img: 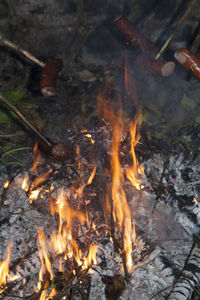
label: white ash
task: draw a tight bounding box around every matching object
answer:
[0,154,199,300]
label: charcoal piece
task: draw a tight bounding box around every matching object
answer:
[102,275,126,300]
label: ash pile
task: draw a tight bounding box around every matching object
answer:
[0,106,200,300]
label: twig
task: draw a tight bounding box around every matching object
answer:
[0,92,52,148]
[155,0,198,60]
[0,34,45,68]
[149,283,174,299]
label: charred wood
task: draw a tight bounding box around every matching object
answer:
[167,241,200,300]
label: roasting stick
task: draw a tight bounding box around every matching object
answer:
[0,34,45,68]
[155,0,198,60]
[0,92,52,148]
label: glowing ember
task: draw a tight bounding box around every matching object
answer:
[29,188,41,203]
[193,197,198,203]
[3,181,9,189]
[22,176,29,192]
[84,133,95,144]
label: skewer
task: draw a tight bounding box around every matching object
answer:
[0,34,45,68]
[155,0,198,60]
[0,92,68,161]
[0,92,52,148]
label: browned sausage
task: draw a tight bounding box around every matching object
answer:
[134,55,175,77]
[174,48,200,81]
[40,56,63,96]
[113,16,156,54]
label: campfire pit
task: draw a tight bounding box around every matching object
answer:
[1,99,200,300]
[1,1,200,299]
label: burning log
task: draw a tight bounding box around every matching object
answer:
[40,56,63,96]
[134,55,175,77]
[113,16,156,54]
[167,241,200,300]
[174,48,200,81]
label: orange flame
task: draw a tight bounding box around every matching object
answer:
[30,168,52,191]
[29,188,42,203]
[37,227,53,291]
[3,181,9,189]
[125,110,144,190]
[98,90,141,272]
[22,176,29,192]
[110,117,134,271]
[82,244,98,270]
[31,141,41,171]
[75,165,96,198]
[49,189,87,267]
[0,242,19,293]
[36,186,98,292]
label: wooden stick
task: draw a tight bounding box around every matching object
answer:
[0,92,52,148]
[155,0,198,60]
[0,34,45,68]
